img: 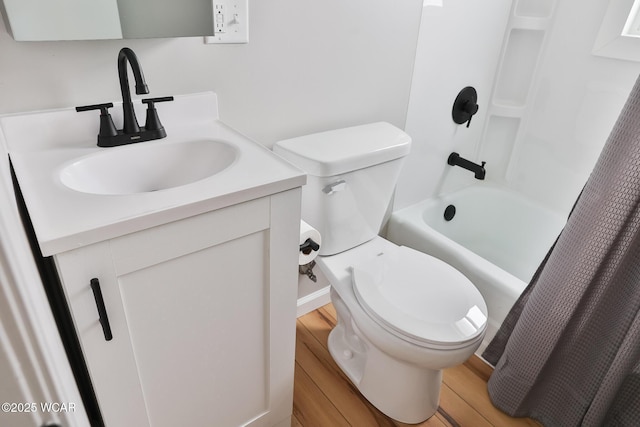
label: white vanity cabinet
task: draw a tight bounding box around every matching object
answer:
[53,190,301,427]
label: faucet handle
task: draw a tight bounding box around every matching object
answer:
[75,103,118,140]
[141,96,174,105]
[141,96,174,131]
[76,102,114,113]
[452,86,479,128]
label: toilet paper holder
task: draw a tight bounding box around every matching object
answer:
[300,238,320,255]
[299,260,317,282]
[299,238,320,282]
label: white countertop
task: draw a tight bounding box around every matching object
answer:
[3,92,306,256]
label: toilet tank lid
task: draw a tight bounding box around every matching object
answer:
[273,122,411,177]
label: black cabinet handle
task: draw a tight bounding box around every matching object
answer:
[90,278,113,341]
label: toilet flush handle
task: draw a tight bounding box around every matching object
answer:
[322,179,346,195]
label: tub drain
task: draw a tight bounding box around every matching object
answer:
[444,204,456,221]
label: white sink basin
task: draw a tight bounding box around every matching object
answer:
[5,92,306,255]
[59,139,238,195]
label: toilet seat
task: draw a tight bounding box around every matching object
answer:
[352,246,487,348]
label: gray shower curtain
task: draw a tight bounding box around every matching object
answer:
[482,74,640,427]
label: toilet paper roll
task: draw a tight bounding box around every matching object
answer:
[299,220,321,265]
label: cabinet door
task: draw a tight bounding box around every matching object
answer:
[118,230,270,426]
[55,191,300,427]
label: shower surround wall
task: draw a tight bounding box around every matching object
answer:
[397,0,640,217]
[504,0,640,214]
[395,0,512,210]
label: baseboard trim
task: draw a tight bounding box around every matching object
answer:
[464,354,494,382]
[296,286,331,318]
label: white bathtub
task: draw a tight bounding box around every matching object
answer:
[386,185,566,352]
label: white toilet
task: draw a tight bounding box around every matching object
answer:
[274,122,487,424]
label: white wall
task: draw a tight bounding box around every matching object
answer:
[0,0,423,147]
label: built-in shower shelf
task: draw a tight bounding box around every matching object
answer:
[493,28,545,107]
[479,0,558,183]
[515,0,555,19]
[490,103,526,118]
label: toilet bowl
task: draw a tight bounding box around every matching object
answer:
[317,236,486,423]
[273,122,487,423]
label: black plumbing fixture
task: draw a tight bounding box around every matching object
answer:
[444,204,456,221]
[452,86,479,128]
[118,47,148,135]
[76,47,174,147]
[299,238,320,255]
[447,152,486,180]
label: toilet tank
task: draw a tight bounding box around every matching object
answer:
[273,122,411,255]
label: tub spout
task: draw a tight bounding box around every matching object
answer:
[447,152,486,180]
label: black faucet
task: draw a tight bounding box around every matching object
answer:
[118,47,148,135]
[447,152,486,180]
[76,47,173,147]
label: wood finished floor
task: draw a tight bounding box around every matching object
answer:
[293,303,540,427]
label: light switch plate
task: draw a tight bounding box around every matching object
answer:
[204,0,249,44]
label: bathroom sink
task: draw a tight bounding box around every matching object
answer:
[59,139,238,195]
[5,92,306,255]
